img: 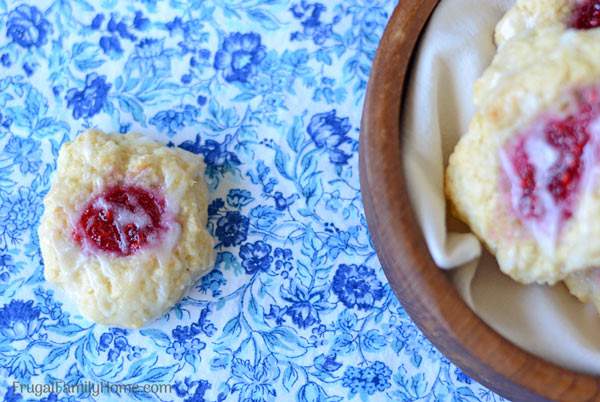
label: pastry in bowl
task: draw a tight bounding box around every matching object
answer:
[496,0,600,46]
[564,269,600,313]
[496,0,600,311]
[446,29,600,285]
[39,130,214,328]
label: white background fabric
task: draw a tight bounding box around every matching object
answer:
[403,0,600,374]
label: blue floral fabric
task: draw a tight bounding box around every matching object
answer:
[0,1,508,401]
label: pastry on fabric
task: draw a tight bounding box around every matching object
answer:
[39,130,214,328]
[446,29,600,285]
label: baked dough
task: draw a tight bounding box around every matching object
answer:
[488,0,600,307]
[495,0,600,46]
[494,0,571,46]
[497,0,600,309]
[39,130,214,328]
[563,269,600,312]
[446,29,600,285]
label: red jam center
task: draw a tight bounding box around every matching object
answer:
[501,87,600,240]
[74,185,166,256]
[569,0,600,29]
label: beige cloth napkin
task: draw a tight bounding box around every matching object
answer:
[402,0,600,374]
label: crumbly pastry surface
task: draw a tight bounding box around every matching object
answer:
[497,0,600,308]
[39,130,214,328]
[564,268,600,311]
[494,0,600,46]
[446,28,600,285]
[494,0,571,45]
[485,0,600,306]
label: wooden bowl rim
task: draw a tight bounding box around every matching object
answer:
[359,1,600,401]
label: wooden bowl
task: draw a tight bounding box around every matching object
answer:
[359,1,600,401]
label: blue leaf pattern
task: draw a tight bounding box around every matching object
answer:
[0,1,508,401]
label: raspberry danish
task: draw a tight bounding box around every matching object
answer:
[39,130,214,328]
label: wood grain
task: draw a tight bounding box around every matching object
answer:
[359,1,600,401]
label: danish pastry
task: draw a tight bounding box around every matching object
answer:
[39,130,214,328]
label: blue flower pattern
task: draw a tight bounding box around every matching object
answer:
[332,264,385,310]
[0,1,506,401]
[6,5,51,49]
[66,73,111,119]
[214,33,266,84]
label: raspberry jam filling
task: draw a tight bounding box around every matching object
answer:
[500,87,600,245]
[569,0,600,29]
[74,185,166,256]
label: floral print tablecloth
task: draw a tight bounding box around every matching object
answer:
[0,1,508,401]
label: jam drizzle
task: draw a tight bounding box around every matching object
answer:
[74,185,166,256]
